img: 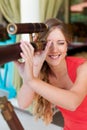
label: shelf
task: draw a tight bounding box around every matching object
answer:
[68,44,87,55]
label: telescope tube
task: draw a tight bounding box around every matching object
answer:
[7,23,48,34]
[0,40,46,65]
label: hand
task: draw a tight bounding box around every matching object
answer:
[14,40,34,83]
[33,42,51,77]
[14,40,51,83]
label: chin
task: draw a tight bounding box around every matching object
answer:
[48,61,60,67]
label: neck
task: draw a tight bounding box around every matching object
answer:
[49,59,67,78]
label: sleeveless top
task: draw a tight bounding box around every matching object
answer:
[57,56,87,130]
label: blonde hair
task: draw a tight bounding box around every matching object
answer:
[32,18,72,124]
[33,62,54,124]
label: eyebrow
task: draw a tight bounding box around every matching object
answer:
[47,39,65,41]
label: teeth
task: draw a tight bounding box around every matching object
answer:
[50,55,60,59]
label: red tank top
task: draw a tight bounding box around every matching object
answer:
[57,56,87,130]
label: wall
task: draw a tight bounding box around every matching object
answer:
[20,0,40,40]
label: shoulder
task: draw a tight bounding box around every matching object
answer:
[66,56,87,80]
[75,61,87,89]
[77,61,87,74]
[66,56,87,67]
[67,56,87,74]
[66,56,87,63]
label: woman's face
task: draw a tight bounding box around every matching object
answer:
[45,28,67,67]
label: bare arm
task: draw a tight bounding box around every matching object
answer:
[17,83,35,109]
[16,40,51,109]
[26,62,87,111]
[17,41,87,111]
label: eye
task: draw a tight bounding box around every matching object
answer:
[57,41,65,45]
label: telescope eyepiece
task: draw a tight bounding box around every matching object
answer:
[7,23,17,34]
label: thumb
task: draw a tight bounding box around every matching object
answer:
[44,41,51,54]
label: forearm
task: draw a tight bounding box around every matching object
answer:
[17,83,35,109]
[27,78,82,111]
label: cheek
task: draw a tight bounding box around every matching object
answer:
[60,45,67,53]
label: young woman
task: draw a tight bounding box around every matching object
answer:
[15,18,87,130]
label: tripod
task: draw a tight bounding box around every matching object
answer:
[0,96,24,130]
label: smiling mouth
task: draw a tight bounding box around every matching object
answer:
[49,54,61,59]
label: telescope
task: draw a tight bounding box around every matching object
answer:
[0,41,46,65]
[0,22,48,65]
[7,23,48,34]
[0,25,10,41]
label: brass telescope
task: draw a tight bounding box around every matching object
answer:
[7,23,48,34]
[0,41,46,65]
[0,23,48,65]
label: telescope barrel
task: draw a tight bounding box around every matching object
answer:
[0,22,47,65]
[7,23,48,34]
[0,41,46,65]
[0,43,21,65]
[0,26,10,40]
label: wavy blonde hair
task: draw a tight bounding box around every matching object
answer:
[33,62,54,124]
[32,18,72,124]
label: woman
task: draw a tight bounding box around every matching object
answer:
[15,18,87,130]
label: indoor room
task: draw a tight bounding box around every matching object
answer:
[0,0,87,130]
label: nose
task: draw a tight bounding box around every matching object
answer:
[49,42,57,51]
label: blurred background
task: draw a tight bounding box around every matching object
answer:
[0,0,87,129]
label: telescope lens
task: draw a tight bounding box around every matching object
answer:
[7,23,17,34]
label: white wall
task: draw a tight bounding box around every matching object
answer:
[20,0,40,40]
[20,0,40,22]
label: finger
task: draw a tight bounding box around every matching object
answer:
[44,41,51,54]
[20,40,34,53]
[20,41,34,58]
[20,41,31,52]
[20,42,33,67]
[25,41,34,52]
